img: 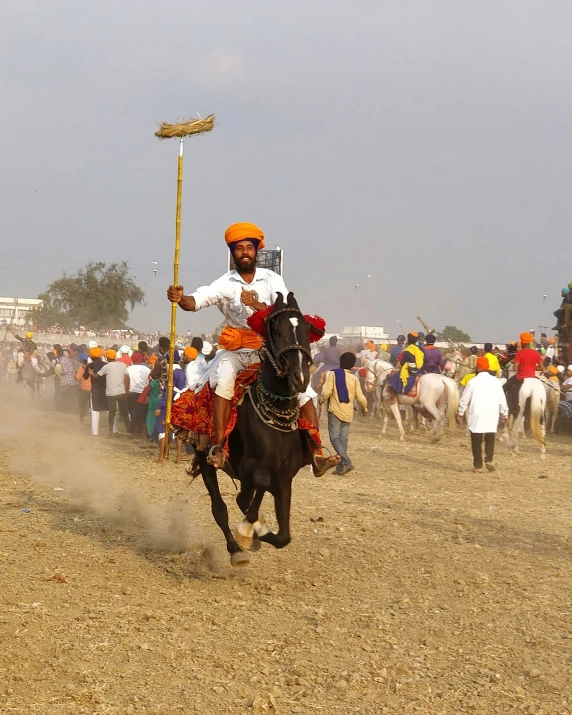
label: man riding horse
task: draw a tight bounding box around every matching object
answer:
[167,222,339,475]
[8,328,38,384]
[386,332,425,396]
[504,331,543,415]
[9,327,37,355]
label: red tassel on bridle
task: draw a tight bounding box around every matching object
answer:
[304,315,326,343]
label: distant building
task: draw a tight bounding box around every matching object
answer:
[340,325,389,341]
[0,297,42,327]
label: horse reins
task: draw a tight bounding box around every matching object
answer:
[249,306,313,432]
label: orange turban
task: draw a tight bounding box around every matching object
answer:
[148,354,158,366]
[476,356,490,371]
[225,222,265,250]
[548,365,558,375]
[89,347,102,359]
[519,332,533,344]
[184,346,198,360]
[104,349,116,360]
[548,337,554,344]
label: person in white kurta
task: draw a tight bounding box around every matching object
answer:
[167,223,335,475]
[457,357,509,472]
[191,267,290,398]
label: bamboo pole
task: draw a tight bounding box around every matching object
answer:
[155,114,214,459]
[163,138,184,457]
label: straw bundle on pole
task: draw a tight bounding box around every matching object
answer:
[155,114,215,458]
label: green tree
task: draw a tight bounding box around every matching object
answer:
[30,261,145,330]
[436,325,471,343]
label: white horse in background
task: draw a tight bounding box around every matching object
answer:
[364,361,459,443]
[507,378,546,459]
[364,359,394,419]
[539,376,560,433]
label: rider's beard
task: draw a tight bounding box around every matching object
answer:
[233,254,256,276]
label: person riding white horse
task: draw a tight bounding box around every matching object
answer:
[387,332,425,395]
[502,331,546,458]
[167,222,338,475]
[504,331,543,416]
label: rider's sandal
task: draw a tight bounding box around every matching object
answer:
[311,446,338,478]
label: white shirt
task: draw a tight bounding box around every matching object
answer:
[458,372,509,433]
[563,376,572,402]
[191,268,289,329]
[97,361,127,397]
[359,349,377,362]
[126,364,151,393]
[185,354,208,391]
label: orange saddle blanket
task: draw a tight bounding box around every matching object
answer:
[170,363,320,451]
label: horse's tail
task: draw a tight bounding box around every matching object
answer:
[529,382,546,447]
[443,376,459,429]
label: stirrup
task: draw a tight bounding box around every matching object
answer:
[207,444,226,468]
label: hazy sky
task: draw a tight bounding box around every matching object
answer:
[2,1,571,342]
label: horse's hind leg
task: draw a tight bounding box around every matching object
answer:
[197,453,249,567]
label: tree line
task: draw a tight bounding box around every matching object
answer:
[30,262,145,330]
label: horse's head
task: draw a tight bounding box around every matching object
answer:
[264,292,314,394]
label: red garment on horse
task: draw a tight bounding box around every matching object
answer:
[170,363,322,455]
[514,348,543,380]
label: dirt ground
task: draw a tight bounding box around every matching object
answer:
[1,384,571,715]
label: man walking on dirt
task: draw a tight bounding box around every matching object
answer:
[320,352,368,475]
[457,356,508,473]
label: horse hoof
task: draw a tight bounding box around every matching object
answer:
[234,519,256,550]
[230,550,250,567]
[234,527,253,551]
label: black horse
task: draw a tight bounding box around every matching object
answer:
[194,292,315,566]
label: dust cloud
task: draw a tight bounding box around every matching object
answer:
[0,389,198,554]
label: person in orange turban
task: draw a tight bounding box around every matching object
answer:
[476,356,490,372]
[104,349,116,361]
[89,347,103,359]
[183,346,198,361]
[457,353,509,473]
[519,332,533,345]
[224,222,265,251]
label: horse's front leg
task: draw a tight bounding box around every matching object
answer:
[198,454,249,567]
[259,479,292,549]
[234,477,268,552]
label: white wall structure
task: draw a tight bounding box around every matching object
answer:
[0,297,43,327]
[340,325,389,341]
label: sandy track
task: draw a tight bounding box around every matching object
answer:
[1,388,571,714]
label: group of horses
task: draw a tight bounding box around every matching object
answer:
[361,355,554,460]
[362,358,459,443]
